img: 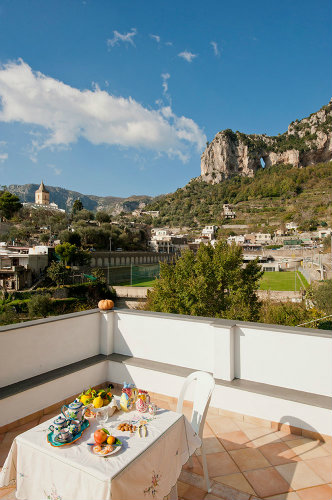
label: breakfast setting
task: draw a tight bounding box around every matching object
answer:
[46,382,158,454]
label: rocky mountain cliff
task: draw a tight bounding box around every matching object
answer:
[201,100,332,184]
[6,184,152,214]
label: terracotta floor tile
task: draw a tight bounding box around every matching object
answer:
[229,447,270,471]
[280,433,306,442]
[177,481,189,498]
[259,442,302,466]
[203,494,223,500]
[0,442,12,468]
[244,427,283,447]
[196,437,225,456]
[296,484,332,500]
[206,416,241,435]
[197,451,239,477]
[244,427,277,439]
[275,462,326,490]
[203,423,215,438]
[244,467,291,498]
[0,486,16,500]
[182,484,206,500]
[183,455,204,476]
[285,439,330,460]
[213,472,255,495]
[39,414,55,424]
[210,481,251,500]
[218,430,253,451]
[179,470,208,491]
[264,492,301,500]
[236,420,266,432]
[304,455,332,483]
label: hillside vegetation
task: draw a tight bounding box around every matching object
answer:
[144,162,332,229]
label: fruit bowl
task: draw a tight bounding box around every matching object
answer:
[85,399,119,419]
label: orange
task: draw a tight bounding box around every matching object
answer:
[107,435,116,445]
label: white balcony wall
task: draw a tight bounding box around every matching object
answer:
[0,310,101,387]
[114,311,215,373]
[235,325,332,396]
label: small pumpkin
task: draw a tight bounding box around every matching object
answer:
[98,299,114,310]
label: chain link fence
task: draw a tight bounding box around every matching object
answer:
[98,263,160,286]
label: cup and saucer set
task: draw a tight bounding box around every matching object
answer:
[47,400,90,447]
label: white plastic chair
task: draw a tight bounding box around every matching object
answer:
[177,371,215,492]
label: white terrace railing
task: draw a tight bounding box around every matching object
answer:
[0,309,331,435]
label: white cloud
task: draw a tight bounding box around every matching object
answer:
[150,34,160,43]
[48,164,62,175]
[0,153,8,162]
[210,41,220,57]
[178,51,197,63]
[107,28,137,48]
[161,73,170,95]
[0,60,206,162]
[165,41,173,46]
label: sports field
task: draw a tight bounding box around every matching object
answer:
[118,271,309,291]
[259,271,309,291]
[117,279,156,287]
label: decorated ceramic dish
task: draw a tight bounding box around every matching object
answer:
[47,419,90,447]
[91,438,122,457]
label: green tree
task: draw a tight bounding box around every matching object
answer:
[308,279,332,316]
[91,267,107,284]
[72,199,83,214]
[73,209,94,221]
[0,191,22,220]
[96,211,111,223]
[46,261,71,285]
[59,229,82,247]
[146,242,263,321]
[40,233,50,244]
[28,294,52,318]
[55,242,77,265]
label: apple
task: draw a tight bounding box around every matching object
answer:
[94,429,108,445]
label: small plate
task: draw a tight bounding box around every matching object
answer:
[92,438,122,457]
[47,419,90,447]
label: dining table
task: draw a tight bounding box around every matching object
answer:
[0,398,201,500]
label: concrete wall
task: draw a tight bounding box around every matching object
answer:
[0,310,101,386]
[1,309,331,432]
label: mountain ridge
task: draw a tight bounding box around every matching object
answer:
[6,183,153,214]
[201,100,332,183]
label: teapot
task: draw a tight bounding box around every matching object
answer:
[61,400,87,422]
[48,415,67,435]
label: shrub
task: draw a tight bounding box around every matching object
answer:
[28,294,52,318]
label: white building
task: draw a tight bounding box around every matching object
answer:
[318,228,331,239]
[227,235,245,245]
[254,233,272,245]
[286,222,299,231]
[149,230,188,254]
[223,204,236,219]
[202,225,218,240]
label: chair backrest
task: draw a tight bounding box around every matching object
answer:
[176,371,215,438]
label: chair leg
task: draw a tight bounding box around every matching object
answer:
[200,443,211,492]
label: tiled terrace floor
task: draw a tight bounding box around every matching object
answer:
[0,394,331,500]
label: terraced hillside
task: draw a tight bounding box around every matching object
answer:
[144,162,332,230]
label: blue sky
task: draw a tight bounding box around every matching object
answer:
[0,0,331,198]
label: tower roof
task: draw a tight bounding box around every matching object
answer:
[36,181,49,193]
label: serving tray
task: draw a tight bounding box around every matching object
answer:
[47,419,90,447]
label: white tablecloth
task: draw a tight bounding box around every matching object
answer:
[0,405,201,500]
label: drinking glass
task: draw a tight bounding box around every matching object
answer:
[96,407,108,426]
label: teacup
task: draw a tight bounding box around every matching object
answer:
[67,419,81,436]
[56,428,71,442]
[148,403,157,416]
